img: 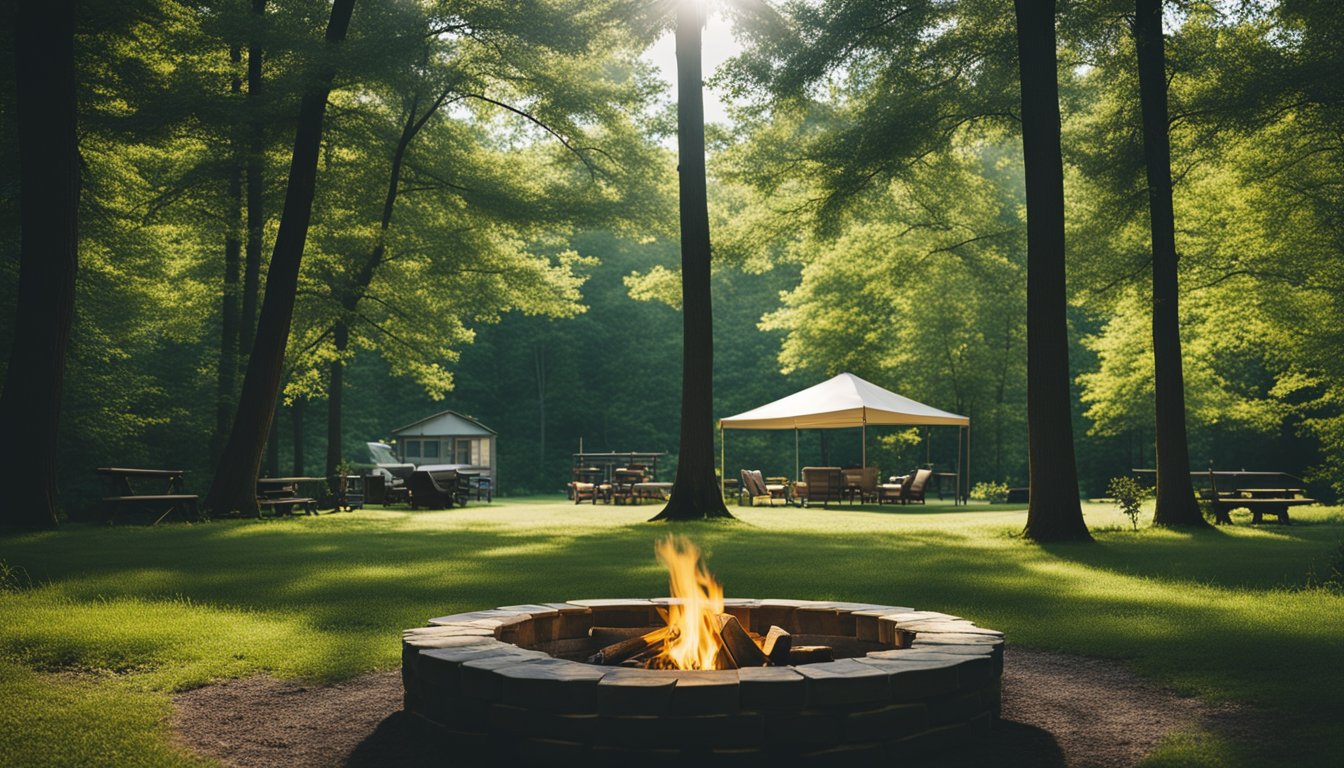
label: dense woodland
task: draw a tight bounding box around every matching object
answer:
[1,0,1340,519]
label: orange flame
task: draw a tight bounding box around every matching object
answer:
[653,535,726,670]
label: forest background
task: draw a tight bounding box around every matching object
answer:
[0,0,1339,513]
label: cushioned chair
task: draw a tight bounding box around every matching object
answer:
[902,468,933,505]
[841,467,880,504]
[799,467,844,507]
[740,469,788,506]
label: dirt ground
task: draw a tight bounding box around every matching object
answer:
[171,648,1232,767]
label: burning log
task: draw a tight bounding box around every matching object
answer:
[787,645,834,665]
[589,626,659,647]
[714,615,766,668]
[587,627,670,666]
[760,625,792,665]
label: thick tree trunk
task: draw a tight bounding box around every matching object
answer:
[206,0,357,515]
[651,2,732,522]
[240,0,266,356]
[214,45,244,465]
[325,321,347,478]
[1134,0,1206,527]
[292,396,305,476]
[1013,0,1090,542]
[0,0,78,529]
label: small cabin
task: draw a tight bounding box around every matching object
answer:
[389,410,497,489]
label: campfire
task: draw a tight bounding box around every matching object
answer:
[585,535,839,669]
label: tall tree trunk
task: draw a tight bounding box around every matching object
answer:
[1013,0,1090,542]
[325,321,347,478]
[214,44,244,465]
[0,0,78,529]
[292,396,305,476]
[1134,0,1206,527]
[207,0,357,515]
[240,0,267,356]
[652,1,733,521]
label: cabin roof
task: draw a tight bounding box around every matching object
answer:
[390,409,496,437]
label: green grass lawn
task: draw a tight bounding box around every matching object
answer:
[1,498,1341,767]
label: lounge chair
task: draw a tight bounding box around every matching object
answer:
[903,468,933,504]
[739,469,788,506]
[798,467,844,507]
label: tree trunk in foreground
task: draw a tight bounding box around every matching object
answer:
[1134,0,1206,528]
[651,1,733,522]
[1013,0,1090,542]
[207,0,357,515]
[0,0,78,529]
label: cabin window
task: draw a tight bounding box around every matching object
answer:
[404,440,421,459]
[455,438,473,464]
[423,440,440,459]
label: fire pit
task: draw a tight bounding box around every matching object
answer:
[402,540,1003,764]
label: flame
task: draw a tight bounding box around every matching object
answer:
[653,535,726,670]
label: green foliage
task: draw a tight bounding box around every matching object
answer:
[1107,475,1152,531]
[971,481,1010,503]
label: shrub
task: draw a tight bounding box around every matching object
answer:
[971,481,1010,503]
[1108,476,1152,531]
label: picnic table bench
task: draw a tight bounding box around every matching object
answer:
[1133,469,1316,524]
[256,476,322,516]
[97,467,199,525]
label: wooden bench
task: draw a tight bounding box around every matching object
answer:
[97,467,199,525]
[101,494,199,525]
[1205,474,1314,525]
[257,497,318,516]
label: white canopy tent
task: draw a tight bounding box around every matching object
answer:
[718,372,971,502]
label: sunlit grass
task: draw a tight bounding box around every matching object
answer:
[1,498,1341,766]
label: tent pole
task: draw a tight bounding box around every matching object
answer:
[720,425,725,499]
[784,430,795,478]
[966,423,972,505]
[862,424,867,468]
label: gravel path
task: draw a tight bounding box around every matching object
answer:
[171,648,1230,767]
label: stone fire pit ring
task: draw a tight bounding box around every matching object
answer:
[402,598,1003,765]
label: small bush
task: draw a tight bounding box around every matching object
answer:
[971,481,1010,503]
[1108,476,1152,531]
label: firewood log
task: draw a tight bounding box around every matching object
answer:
[786,645,833,664]
[716,614,768,668]
[589,626,660,646]
[761,625,792,665]
[586,626,670,665]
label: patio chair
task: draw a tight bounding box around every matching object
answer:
[739,469,788,506]
[799,467,844,507]
[841,467,880,504]
[902,468,933,505]
[611,468,644,505]
[408,468,465,509]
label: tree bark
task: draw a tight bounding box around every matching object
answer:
[214,44,244,466]
[325,321,347,478]
[292,396,305,476]
[266,405,280,477]
[651,1,733,521]
[1013,0,1090,542]
[0,0,78,529]
[240,0,267,356]
[207,0,357,515]
[1134,0,1206,527]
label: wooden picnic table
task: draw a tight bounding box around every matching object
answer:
[1133,469,1315,524]
[96,467,198,524]
[256,476,324,516]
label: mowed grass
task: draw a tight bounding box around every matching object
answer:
[1,498,1342,767]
